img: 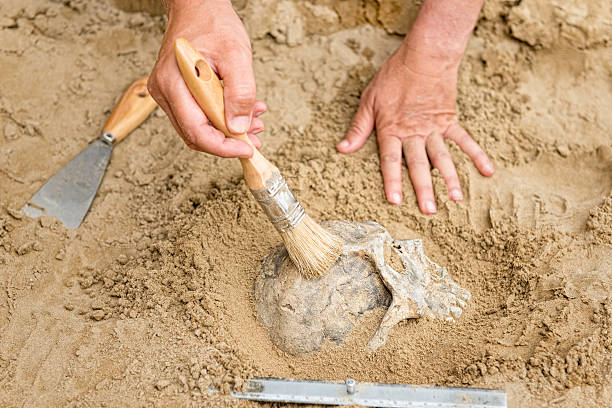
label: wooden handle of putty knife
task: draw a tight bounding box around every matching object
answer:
[102,77,158,144]
[174,38,277,190]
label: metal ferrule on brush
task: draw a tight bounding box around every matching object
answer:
[250,170,306,233]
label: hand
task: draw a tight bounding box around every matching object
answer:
[337,45,494,214]
[148,0,265,158]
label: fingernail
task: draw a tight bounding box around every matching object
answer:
[390,192,402,204]
[229,116,250,134]
[450,189,463,201]
[483,163,494,175]
[337,140,350,149]
[424,201,437,214]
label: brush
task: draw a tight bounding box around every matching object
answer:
[174,38,343,279]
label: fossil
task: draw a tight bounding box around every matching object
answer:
[255,220,471,355]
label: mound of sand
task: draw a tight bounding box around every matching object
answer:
[0,0,611,407]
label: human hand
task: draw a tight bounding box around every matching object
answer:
[148,0,265,158]
[336,45,494,214]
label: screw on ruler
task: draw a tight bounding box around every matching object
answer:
[346,378,356,395]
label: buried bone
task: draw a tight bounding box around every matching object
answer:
[255,220,471,355]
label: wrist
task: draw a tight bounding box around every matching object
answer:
[399,0,483,68]
[164,0,231,19]
[401,32,466,63]
[394,41,462,77]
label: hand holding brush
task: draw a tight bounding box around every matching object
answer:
[174,38,343,278]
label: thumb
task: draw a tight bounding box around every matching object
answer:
[337,98,374,153]
[218,47,256,135]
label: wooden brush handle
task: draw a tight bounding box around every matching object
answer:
[102,77,158,143]
[174,38,276,190]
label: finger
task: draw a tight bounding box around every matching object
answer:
[249,117,264,134]
[253,100,267,117]
[445,123,494,176]
[167,101,214,151]
[152,94,184,139]
[167,78,253,158]
[149,70,208,149]
[248,134,261,149]
[217,46,257,135]
[165,105,188,142]
[153,94,196,149]
[147,78,181,135]
[217,137,259,157]
[378,136,403,204]
[403,137,436,214]
[146,75,165,112]
[425,134,463,201]
[337,96,375,153]
[171,95,262,153]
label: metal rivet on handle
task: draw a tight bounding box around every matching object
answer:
[101,131,116,145]
[346,378,356,395]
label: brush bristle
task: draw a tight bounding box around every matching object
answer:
[280,216,344,279]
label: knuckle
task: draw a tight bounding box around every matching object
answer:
[444,174,460,185]
[380,152,402,165]
[377,125,400,140]
[385,177,402,185]
[147,71,174,104]
[453,130,470,145]
[180,134,199,151]
[227,84,255,109]
[416,187,432,197]
[228,84,256,103]
[348,122,368,138]
[408,158,430,168]
[180,123,208,149]
[430,150,452,163]
[361,85,376,102]
[224,42,252,63]
[412,179,431,191]
[146,77,161,99]
[146,77,155,93]
[383,174,402,185]
[181,130,198,148]
[235,42,253,58]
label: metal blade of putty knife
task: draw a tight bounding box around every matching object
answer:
[22,136,114,229]
[232,377,507,408]
[21,77,157,229]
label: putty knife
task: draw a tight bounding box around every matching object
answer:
[231,377,507,408]
[22,77,157,229]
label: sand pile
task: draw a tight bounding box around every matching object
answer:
[0,0,611,407]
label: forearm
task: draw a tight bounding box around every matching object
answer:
[402,0,484,63]
[161,0,231,18]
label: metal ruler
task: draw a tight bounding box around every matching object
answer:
[232,377,507,407]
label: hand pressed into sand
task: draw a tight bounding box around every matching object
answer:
[337,0,494,214]
[338,46,494,214]
[149,0,266,157]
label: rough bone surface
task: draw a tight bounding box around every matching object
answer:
[255,221,391,355]
[255,220,471,355]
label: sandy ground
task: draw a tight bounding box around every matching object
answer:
[1,0,611,407]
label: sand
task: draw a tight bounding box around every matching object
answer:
[1,0,611,407]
